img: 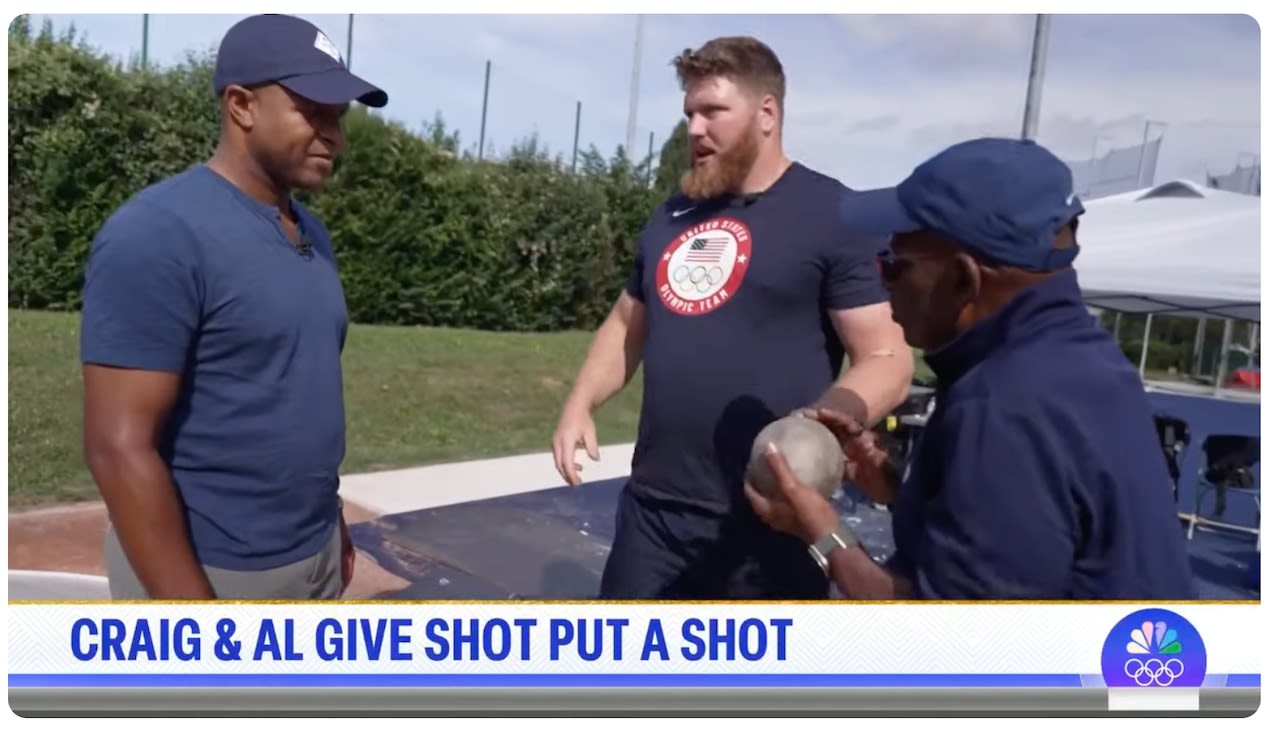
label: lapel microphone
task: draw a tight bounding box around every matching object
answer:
[279,210,314,259]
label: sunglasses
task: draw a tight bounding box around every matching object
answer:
[875,249,954,283]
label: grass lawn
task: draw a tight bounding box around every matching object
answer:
[8,309,644,509]
[8,308,932,509]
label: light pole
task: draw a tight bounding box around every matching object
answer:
[1020,14,1052,140]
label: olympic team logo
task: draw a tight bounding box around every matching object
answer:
[1100,608,1206,689]
[655,216,753,316]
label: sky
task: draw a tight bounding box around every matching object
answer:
[24,12,1262,191]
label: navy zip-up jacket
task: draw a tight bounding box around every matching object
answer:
[886,268,1197,600]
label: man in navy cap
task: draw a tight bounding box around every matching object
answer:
[746,137,1197,600]
[80,14,387,599]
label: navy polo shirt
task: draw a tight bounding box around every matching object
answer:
[80,164,349,572]
[886,269,1197,599]
[625,163,888,515]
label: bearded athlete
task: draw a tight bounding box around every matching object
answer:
[551,36,914,599]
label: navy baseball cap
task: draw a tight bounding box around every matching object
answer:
[213,14,388,108]
[841,137,1085,272]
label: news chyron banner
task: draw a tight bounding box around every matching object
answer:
[8,602,1262,717]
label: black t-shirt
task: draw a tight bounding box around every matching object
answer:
[624,163,888,515]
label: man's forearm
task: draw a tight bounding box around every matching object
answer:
[88,448,215,599]
[817,352,913,427]
[827,545,915,600]
[566,319,643,412]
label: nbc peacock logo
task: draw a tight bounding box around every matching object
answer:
[1127,620,1183,656]
[1100,608,1207,689]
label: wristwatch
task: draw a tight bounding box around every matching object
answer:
[808,522,861,577]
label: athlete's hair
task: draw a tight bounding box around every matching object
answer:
[672,36,786,112]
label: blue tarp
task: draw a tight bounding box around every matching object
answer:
[351,390,1260,601]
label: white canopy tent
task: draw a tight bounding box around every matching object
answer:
[1074,180,1260,322]
[1072,180,1260,387]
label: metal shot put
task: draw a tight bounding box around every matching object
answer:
[746,414,845,500]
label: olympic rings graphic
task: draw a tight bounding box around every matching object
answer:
[665,238,734,300]
[696,267,716,293]
[1123,657,1185,687]
[683,265,720,294]
[671,262,728,297]
[688,266,706,293]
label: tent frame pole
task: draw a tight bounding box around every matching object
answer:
[1138,313,1154,378]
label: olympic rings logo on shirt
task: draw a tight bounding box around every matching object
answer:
[670,265,724,294]
[655,216,752,316]
[1123,657,1185,687]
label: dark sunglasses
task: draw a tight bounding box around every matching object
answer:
[875,249,954,282]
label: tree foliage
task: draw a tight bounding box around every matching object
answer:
[654,118,689,196]
[8,18,681,331]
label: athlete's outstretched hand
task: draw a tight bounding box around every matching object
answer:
[552,406,600,487]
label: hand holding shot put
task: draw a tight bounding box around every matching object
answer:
[744,414,846,543]
[743,417,905,600]
[788,403,897,506]
[745,441,843,545]
[820,410,898,506]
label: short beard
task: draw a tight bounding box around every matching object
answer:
[680,123,760,201]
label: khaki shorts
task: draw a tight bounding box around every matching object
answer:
[103,521,344,600]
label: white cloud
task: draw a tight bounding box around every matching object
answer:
[745,14,1260,187]
[26,12,1261,191]
[837,13,1032,66]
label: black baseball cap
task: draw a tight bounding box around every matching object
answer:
[212,14,388,108]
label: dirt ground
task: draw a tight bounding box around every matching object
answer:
[8,500,410,599]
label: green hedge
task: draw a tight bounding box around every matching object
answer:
[8,17,670,331]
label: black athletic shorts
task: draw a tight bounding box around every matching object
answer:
[598,482,831,600]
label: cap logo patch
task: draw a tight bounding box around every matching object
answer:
[314,30,342,64]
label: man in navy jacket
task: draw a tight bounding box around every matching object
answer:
[747,137,1197,600]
